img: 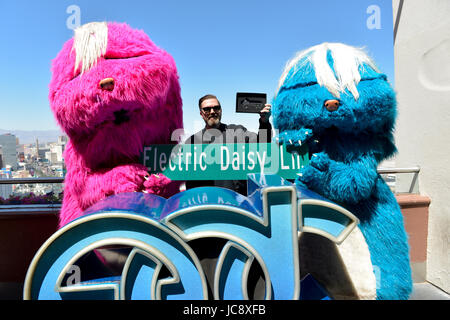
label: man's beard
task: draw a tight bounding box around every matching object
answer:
[206,115,221,128]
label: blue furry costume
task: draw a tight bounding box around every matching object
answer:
[272,43,412,299]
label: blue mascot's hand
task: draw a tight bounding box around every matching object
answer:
[309,152,331,171]
[298,151,379,204]
[274,128,313,147]
[297,152,331,195]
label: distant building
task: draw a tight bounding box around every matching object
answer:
[55,144,64,162]
[58,135,68,145]
[0,134,17,170]
[42,135,67,165]
[45,151,58,164]
[35,138,39,159]
[16,143,25,156]
[38,147,50,160]
[0,168,13,199]
[23,144,36,161]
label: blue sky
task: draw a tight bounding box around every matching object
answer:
[0,0,394,137]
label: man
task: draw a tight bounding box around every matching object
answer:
[184,94,271,298]
[184,94,272,195]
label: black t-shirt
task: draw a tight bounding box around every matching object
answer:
[184,121,272,195]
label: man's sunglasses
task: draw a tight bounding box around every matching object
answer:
[201,105,221,113]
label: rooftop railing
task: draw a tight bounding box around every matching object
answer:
[376,166,420,174]
[0,177,64,184]
[0,165,421,205]
[0,166,421,184]
[0,177,64,211]
[377,166,420,193]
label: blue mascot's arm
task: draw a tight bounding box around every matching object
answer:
[297,151,379,204]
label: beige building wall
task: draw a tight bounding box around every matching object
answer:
[393,0,449,293]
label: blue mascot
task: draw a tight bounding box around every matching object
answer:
[272,43,412,300]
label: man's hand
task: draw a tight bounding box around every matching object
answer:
[260,104,272,123]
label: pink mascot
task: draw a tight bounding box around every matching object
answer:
[49,22,183,228]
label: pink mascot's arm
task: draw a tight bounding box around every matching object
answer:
[59,143,180,227]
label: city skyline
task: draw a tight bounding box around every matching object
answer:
[0,131,67,199]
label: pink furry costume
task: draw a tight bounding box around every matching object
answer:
[49,22,182,228]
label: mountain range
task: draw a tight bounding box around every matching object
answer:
[0,129,65,145]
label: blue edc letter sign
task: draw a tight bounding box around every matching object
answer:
[23,174,358,300]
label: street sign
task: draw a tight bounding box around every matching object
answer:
[141,143,309,180]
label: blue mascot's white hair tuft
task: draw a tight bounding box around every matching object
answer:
[277,43,379,100]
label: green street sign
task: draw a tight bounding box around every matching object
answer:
[140,143,309,180]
